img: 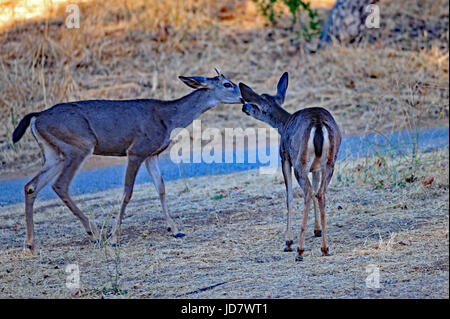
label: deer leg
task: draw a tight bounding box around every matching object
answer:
[24,153,63,253]
[24,121,65,254]
[281,158,294,252]
[318,165,335,256]
[294,169,313,262]
[52,151,100,242]
[109,155,144,245]
[145,156,184,238]
[312,171,321,237]
[317,191,328,256]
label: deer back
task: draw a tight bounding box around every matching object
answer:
[280,107,341,169]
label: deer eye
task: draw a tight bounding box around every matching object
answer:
[223,82,232,88]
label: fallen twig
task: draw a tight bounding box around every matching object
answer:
[175,281,228,297]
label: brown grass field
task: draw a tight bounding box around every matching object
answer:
[0,149,448,298]
[0,0,448,298]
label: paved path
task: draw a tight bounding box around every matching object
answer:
[0,126,447,206]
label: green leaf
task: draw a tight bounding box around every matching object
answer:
[211,194,224,200]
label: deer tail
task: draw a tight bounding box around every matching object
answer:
[313,123,324,157]
[12,112,40,143]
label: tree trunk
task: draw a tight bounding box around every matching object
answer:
[318,0,380,48]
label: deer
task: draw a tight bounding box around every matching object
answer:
[12,69,242,254]
[239,72,342,261]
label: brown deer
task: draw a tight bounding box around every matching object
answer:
[12,69,242,253]
[239,72,341,261]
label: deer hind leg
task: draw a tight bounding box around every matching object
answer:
[281,158,294,252]
[294,168,314,261]
[145,155,184,238]
[312,171,322,237]
[51,149,100,243]
[24,120,64,253]
[109,155,144,246]
[317,164,335,256]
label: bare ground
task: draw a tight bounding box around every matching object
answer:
[0,149,448,298]
[0,0,448,299]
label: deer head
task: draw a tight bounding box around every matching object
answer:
[239,72,290,131]
[179,68,242,104]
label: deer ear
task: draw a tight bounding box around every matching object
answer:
[214,67,225,79]
[178,76,209,89]
[275,72,288,104]
[239,82,260,103]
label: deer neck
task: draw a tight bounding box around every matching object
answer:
[265,107,291,134]
[162,89,219,131]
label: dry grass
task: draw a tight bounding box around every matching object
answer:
[0,0,448,177]
[0,149,448,298]
[0,0,448,299]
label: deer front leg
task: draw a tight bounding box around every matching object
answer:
[109,155,144,246]
[145,156,184,238]
[281,158,294,252]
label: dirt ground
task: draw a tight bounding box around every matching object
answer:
[0,149,448,298]
[0,0,448,300]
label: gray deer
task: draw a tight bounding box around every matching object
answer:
[239,72,341,261]
[12,69,241,253]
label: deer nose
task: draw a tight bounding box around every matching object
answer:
[242,103,251,115]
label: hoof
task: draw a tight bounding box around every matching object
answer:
[296,247,304,261]
[284,240,293,252]
[314,230,322,237]
[174,232,185,238]
[25,244,35,253]
[167,227,172,232]
[321,247,329,256]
